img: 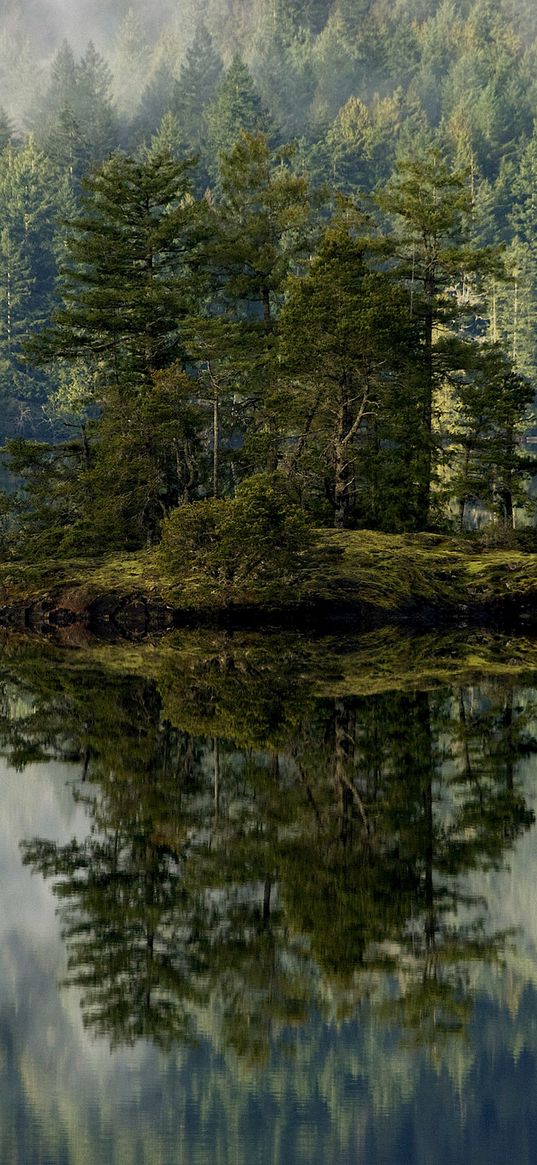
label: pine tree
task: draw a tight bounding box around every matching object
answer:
[215,132,312,327]
[507,133,537,376]
[279,0,332,35]
[36,40,116,173]
[198,132,313,480]
[76,42,117,162]
[173,22,223,157]
[112,9,151,122]
[30,151,202,391]
[0,138,68,427]
[205,57,271,184]
[447,345,535,531]
[23,151,208,549]
[279,206,421,528]
[147,113,184,161]
[376,147,503,526]
[325,97,373,192]
[310,10,363,126]
[43,106,90,189]
[252,25,316,141]
[138,61,177,142]
[33,40,78,136]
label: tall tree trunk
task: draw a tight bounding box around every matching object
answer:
[213,383,220,498]
[416,290,434,528]
[261,287,272,328]
[334,376,354,528]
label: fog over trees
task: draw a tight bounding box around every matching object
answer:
[1,0,537,547]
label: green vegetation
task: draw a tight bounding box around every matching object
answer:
[3,527,537,625]
[0,2,537,603]
[160,471,317,603]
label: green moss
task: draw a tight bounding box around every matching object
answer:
[2,530,537,618]
[310,530,468,609]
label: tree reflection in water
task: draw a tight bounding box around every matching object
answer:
[2,635,534,1060]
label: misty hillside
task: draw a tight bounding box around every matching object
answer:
[0,0,537,554]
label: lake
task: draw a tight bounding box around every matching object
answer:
[2,627,537,1164]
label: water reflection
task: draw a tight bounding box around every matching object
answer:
[0,634,533,1066]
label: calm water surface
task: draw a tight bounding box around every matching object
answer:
[2,630,537,1164]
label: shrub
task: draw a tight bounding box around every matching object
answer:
[160,473,316,600]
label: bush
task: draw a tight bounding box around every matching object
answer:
[160,473,316,600]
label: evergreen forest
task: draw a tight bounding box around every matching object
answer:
[1,0,537,566]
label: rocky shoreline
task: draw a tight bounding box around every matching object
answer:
[3,531,537,638]
[1,585,537,641]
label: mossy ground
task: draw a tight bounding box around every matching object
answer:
[1,530,537,617]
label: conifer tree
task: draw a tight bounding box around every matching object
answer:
[43,107,89,189]
[205,57,271,183]
[76,42,117,162]
[37,41,116,172]
[30,151,202,391]
[148,112,184,161]
[36,40,78,131]
[325,96,373,191]
[276,0,331,35]
[215,132,312,327]
[447,345,535,530]
[173,22,223,158]
[112,9,151,121]
[253,25,316,141]
[196,132,313,480]
[279,206,421,528]
[0,109,13,153]
[0,138,68,429]
[507,133,537,376]
[376,147,502,526]
[138,61,176,142]
[22,150,207,548]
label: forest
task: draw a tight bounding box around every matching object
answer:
[1,0,537,575]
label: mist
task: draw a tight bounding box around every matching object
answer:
[0,0,534,425]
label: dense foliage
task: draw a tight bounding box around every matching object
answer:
[0,0,536,556]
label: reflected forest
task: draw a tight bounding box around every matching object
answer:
[1,639,534,1061]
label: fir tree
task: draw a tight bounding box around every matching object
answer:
[0,138,68,425]
[23,151,207,548]
[173,21,223,156]
[205,57,271,183]
[376,147,503,526]
[448,345,535,530]
[138,61,176,142]
[30,151,202,391]
[112,9,151,122]
[279,206,421,528]
[76,41,117,162]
